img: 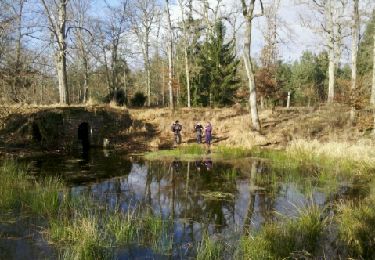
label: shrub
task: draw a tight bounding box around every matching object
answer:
[130,92,147,107]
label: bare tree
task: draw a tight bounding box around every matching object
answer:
[165,0,174,109]
[40,0,70,104]
[90,1,129,104]
[131,0,159,107]
[178,0,192,108]
[241,0,263,131]
[71,0,92,103]
[261,0,280,68]
[371,9,375,105]
[350,0,359,121]
[298,0,347,104]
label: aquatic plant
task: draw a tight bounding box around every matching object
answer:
[0,160,28,211]
[0,160,63,217]
[238,204,326,259]
[27,176,63,217]
[337,195,375,259]
[196,232,224,260]
[106,210,137,245]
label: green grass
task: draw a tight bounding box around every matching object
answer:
[337,181,375,259]
[144,144,253,161]
[196,232,224,260]
[106,209,137,245]
[238,204,326,259]
[0,160,63,216]
[0,161,28,211]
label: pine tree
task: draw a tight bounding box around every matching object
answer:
[189,20,239,107]
[358,12,375,76]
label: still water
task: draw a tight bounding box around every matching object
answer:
[0,149,364,259]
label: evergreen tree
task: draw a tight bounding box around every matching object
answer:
[188,20,239,107]
[358,11,375,76]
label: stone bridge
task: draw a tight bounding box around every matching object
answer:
[0,106,133,150]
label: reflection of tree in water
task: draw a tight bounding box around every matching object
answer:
[242,160,281,235]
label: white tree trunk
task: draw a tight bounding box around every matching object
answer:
[326,0,335,104]
[184,46,191,108]
[351,0,359,92]
[41,0,70,104]
[350,0,359,121]
[371,19,375,105]
[57,0,69,104]
[165,0,174,109]
[145,32,151,107]
[243,18,260,131]
[82,57,89,103]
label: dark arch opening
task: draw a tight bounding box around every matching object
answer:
[78,122,90,151]
[32,123,42,143]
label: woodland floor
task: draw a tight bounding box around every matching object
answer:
[0,104,374,153]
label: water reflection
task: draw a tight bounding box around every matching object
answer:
[30,151,326,238]
[6,149,359,258]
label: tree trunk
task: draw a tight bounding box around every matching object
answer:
[327,1,335,104]
[57,0,69,105]
[371,17,375,105]
[162,61,165,106]
[184,45,191,107]
[111,43,118,104]
[243,18,261,131]
[145,32,151,107]
[351,0,359,92]
[350,0,359,121]
[83,56,89,103]
[123,66,127,105]
[328,51,335,103]
[147,62,151,106]
[103,47,112,95]
[165,0,174,110]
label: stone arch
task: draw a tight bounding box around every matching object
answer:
[78,122,90,151]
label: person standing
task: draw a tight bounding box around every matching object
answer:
[171,120,182,145]
[205,122,212,151]
[194,122,203,144]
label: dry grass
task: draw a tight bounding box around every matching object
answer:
[129,106,375,151]
[287,139,375,166]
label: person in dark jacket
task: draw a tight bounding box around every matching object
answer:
[194,122,203,144]
[171,120,182,145]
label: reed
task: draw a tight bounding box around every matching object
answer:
[238,204,326,259]
[337,191,375,259]
[196,232,224,260]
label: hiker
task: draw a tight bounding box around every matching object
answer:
[194,122,204,144]
[205,122,212,151]
[171,120,182,145]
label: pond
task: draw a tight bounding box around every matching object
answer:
[0,149,370,259]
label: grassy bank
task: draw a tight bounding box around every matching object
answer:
[144,144,253,161]
[145,139,375,176]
